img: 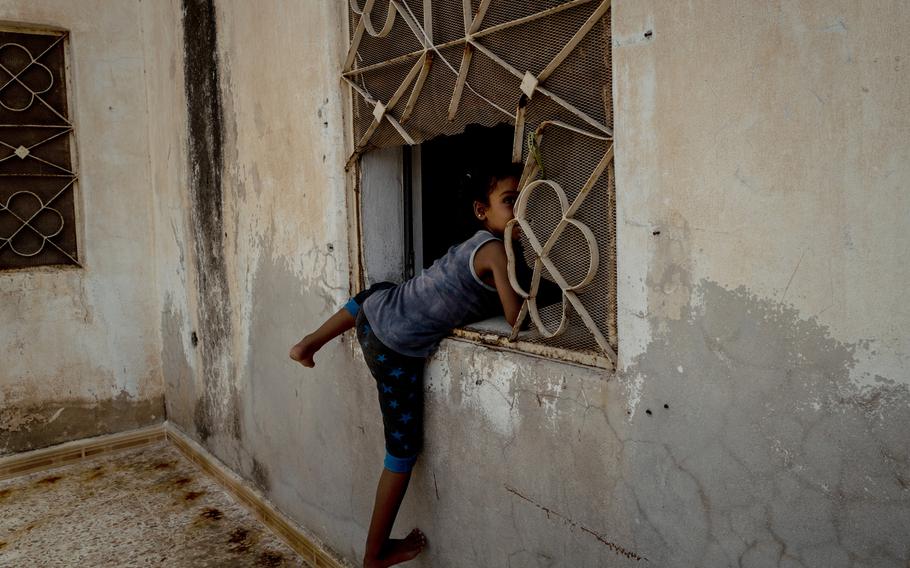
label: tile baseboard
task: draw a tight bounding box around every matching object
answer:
[0,424,167,481]
[164,422,349,568]
[0,423,349,568]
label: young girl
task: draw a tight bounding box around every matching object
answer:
[289,162,523,568]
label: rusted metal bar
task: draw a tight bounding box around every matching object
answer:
[469,0,494,34]
[401,52,432,122]
[391,0,431,49]
[447,43,474,120]
[536,85,613,136]
[422,0,433,43]
[451,328,613,370]
[537,0,610,82]
[472,0,596,39]
[344,19,366,71]
[511,99,527,162]
[354,0,398,37]
[468,38,523,80]
[342,0,597,78]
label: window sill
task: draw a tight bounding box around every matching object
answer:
[449,316,614,371]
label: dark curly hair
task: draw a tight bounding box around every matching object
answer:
[461,161,524,208]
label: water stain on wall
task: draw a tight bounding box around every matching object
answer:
[250,457,271,492]
[0,393,164,456]
[161,298,195,434]
[181,0,240,443]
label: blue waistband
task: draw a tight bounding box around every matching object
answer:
[343,298,361,317]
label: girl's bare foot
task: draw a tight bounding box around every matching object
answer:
[364,529,427,568]
[289,335,319,367]
[383,529,427,565]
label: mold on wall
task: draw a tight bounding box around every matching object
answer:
[161,0,357,509]
[180,0,238,445]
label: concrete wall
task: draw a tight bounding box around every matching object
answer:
[158,0,358,527]
[0,0,165,455]
[11,0,901,566]
[610,3,910,561]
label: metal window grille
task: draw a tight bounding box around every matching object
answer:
[0,29,79,269]
[345,0,616,363]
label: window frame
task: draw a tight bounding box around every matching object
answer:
[341,1,616,370]
[0,24,81,272]
[351,134,614,370]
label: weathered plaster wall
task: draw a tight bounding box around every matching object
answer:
[0,0,165,455]
[614,0,910,384]
[159,1,909,567]
[140,0,195,441]
[607,1,910,565]
[162,0,358,518]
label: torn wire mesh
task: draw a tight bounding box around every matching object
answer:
[345,0,615,360]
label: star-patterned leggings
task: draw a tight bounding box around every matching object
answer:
[346,284,425,473]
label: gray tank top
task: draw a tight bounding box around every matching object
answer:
[362,230,502,357]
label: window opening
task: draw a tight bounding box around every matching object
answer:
[397,123,561,321]
[346,1,615,364]
[0,28,79,269]
[418,122,512,269]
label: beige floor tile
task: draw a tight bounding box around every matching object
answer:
[0,442,308,567]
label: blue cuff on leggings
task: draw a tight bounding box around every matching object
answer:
[343,298,360,317]
[384,451,417,473]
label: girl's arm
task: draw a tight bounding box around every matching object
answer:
[474,240,523,326]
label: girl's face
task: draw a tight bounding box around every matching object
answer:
[475,176,519,237]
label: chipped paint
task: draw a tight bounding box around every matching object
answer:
[0,394,164,456]
[460,353,521,437]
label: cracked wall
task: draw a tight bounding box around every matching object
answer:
[0,0,166,456]
[607,1,910,565]
[151,1,910,567]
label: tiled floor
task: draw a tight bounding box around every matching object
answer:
[0,442,308,567]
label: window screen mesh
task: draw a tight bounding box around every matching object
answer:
[501,124,616,356]
[345,0,616,360]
